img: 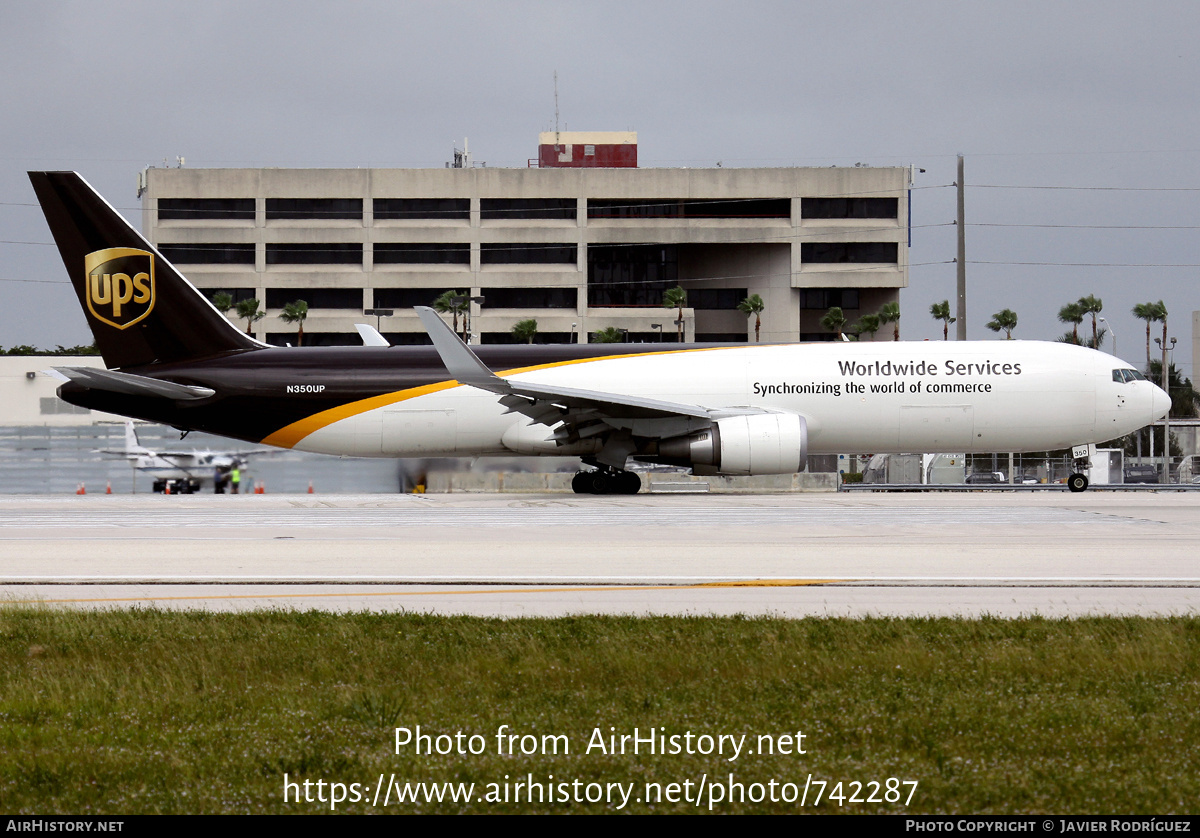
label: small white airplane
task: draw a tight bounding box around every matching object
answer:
[98,421,273,493]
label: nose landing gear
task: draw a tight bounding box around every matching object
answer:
[1067,443,1093,493]
[571,467,642,495]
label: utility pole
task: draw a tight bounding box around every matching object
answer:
[1156,333,1177,484]
[956,154,967,341]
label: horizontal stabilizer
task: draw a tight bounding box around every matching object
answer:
[354,324,390,347]
[55,366,215,400]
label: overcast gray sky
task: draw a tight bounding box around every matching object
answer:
[2,0,1197,375]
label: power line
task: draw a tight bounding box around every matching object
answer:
[971,223,1200,230]
[970,260,1200,268]
[972,184,1200,192]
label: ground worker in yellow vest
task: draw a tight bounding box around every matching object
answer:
[231,466,241,494]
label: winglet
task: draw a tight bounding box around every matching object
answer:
[414,306,509,394]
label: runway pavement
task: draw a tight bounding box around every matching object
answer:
[2,491,1198,617]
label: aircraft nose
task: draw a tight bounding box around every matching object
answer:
[1150,383,1171,421]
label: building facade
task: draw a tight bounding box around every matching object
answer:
[140,148,912,346]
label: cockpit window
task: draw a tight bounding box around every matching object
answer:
[1113,368,1147,383]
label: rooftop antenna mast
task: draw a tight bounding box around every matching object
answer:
[554,70,560,146]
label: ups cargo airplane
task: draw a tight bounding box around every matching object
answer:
[30,171,1169,494]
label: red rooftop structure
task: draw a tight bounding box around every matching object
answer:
[537,131,637,168]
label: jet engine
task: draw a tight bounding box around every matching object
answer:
[657,413,807,475]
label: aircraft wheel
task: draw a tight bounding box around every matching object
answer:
[1067,473,1089,493]
[620,471,641,494]
[571,472,592,494]
[588,472,612,494]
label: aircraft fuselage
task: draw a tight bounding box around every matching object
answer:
[59,338,1165,461]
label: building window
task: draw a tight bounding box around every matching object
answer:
[266,198,362,220]
[381,332,434,346]
[374,198,469,221]
[158,243,255,265]
[204,287,257,304]
[588,199,790,219]
[158,198,254,221]
[266,243,363,265]
[481,331,574,345]
[374,243,470,265]
[480,198,576,220]
[373,288,456,309]
[479,287,577,309]
[40,397,90,415]
[695,333,750,343]
[266,288,363,309]
[799,288,860,310]
[265,332,365,347]
[686,288,749,310]
[801,198,898,219]
[480,243,577,264]
[801,242,898,264]
[587,244,677,307]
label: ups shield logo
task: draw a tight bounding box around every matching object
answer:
[84,248,156,329]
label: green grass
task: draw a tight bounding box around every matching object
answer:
[1,608,1198,814]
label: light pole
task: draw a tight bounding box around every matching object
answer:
[363,308,392,332]
[651,323,663,342]
[570,322,577,344]
[1154,335,1177,484]
[451,295,485,344]
[1098,316,1115,356]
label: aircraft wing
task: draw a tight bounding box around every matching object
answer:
[415,306,765,445]
[55,366,215,400]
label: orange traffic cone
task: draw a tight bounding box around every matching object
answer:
[164,481,171,495]
[307,480,314,494]
[78,483,86,495]
[105,481,112,494]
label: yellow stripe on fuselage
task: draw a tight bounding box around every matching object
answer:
[261,345,735,449]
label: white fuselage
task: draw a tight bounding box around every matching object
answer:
[288,340,1168,464]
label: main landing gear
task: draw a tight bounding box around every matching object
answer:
[571,467,642,495]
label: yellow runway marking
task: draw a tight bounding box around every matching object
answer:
[11,579,845,605]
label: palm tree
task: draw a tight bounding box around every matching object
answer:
[820,306,847,341]
[878,301,901,341]
[930,300,955,340]
[279,300,308,346]
[235,298,265,336]
[662,286,687,342]
[985,308,1018,339]
[1077,294,1103,349]
[1057,302,1084,344]
[432,290,469,339]
[511,318,538,344]
[1147,359,1200,419]
[210,291,233,314]
[855,313,881,341]
[592,326,625,343]
[737,293,765,342]
[1132,301,1164,367]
